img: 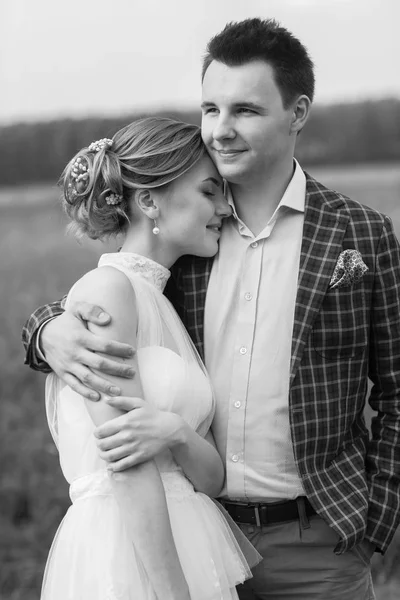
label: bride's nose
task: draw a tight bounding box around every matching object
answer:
[215,195,232,219]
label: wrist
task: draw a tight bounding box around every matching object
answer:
[40,319,55,357]
[36,318,56,361]
[38,334,47,361]
[167,413,188,450]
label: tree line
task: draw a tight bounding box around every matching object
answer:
[0,98,399,187]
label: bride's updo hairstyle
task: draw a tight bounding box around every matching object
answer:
[61,117,207,240]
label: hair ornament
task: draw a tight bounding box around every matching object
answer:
[105,192,123,206]
[71,157,89,183]
[88,138,113,152]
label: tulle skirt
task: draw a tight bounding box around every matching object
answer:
[41,471,256,600]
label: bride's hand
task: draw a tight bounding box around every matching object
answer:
[94,396,185,470]
[41,303,135,400]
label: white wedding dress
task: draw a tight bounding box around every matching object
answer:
[41,253,259,600]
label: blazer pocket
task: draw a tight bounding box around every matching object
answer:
[312,285,368,359]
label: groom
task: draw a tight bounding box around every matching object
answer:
[23,18,400,599]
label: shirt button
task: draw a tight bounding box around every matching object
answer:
[231,454,239,462]
[244,292,252,301]
[250,241,258,248]
[239,347,247,355]
[234,400,241,409]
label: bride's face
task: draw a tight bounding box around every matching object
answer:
[156,155,231,258]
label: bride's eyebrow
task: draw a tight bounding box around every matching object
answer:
[202,177,221,187]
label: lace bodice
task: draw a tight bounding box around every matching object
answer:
[98,252,171,292]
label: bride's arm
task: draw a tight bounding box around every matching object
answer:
[68,266,189,600]
[168,421,225,497]
[97,394,225,497]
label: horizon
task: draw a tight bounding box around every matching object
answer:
[1,94,399,129]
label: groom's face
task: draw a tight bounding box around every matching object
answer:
[201,60,294,185]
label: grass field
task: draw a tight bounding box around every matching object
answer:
[0,162,399,599]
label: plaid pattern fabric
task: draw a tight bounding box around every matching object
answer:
[22,299,65,372]
[22,174,400,554]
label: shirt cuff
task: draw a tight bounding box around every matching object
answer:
[36,317,56,362]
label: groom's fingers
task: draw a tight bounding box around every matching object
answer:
[63,372,101,401]
[85,332,136,361]
[71,301,111,325]
[79,343,136,378]
[73,365,122,398]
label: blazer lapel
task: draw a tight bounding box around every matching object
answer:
[290,175,349,386]
[174,255,214,359]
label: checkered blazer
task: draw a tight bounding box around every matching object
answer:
[22,173,400,555]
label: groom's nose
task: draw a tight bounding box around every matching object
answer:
[212,114,236,142]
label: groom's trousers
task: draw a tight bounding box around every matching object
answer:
[235,513,375,600]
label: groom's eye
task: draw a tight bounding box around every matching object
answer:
[238,107,256,114]
[203,107,218,114]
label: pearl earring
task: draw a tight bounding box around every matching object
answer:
[152,219,160,235]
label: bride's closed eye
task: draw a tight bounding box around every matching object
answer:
[200,185,217,198]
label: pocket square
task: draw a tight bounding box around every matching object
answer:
[329,249,368,289]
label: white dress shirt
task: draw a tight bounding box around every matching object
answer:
[204,160,307,501]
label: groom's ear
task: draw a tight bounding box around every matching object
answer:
[135,189,160,219]
[289,95,311,135]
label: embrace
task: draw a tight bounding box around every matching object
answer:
[22,18,400,600]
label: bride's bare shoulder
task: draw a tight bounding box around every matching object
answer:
[71,266,133,300]
[68,266,137,331]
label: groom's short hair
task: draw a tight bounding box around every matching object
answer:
[202,18,315,108]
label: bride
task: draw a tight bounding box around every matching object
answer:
[41,117,260,599]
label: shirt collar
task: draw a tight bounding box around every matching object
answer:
[225,159,306,224]
[278,158,306,214]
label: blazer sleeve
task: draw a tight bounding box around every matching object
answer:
[366,215,400,553]
[22,298,66,372]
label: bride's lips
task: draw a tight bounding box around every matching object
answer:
[206,222,222,234]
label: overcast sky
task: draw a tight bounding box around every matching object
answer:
[1,0,399,124]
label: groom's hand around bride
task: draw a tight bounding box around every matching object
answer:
[41,302,135,400]
[94,396,183,471]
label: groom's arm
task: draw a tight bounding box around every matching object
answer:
[366,215,400,554]
[22,299,66,372]
[22,299,136,399]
